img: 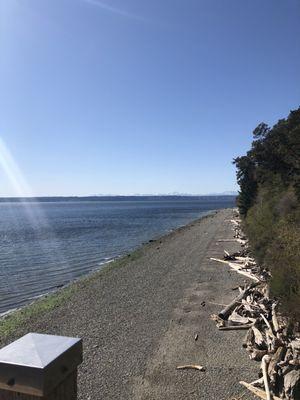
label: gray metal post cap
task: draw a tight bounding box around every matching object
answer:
[0,333,82,397]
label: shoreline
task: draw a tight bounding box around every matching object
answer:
[0,210,218,335]
[1,198,233,317]
[0,208,257,399]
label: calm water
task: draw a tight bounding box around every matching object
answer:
[0,197,235,314]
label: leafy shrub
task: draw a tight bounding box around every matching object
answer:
[266,215,300,319]
[234,108,300,319]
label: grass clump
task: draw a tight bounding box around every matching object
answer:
[0,286,75,341]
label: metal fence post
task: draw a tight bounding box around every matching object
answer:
[0,333,82,399]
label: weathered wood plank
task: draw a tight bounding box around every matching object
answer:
[0,371,77,400]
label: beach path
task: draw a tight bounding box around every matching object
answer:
[2,209,257,399]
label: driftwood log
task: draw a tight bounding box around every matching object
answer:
[261,355,271,400]
[240,381,281,400]
[210,214,300,400]
[218,288,250,320]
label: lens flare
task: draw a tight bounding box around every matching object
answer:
[0,138,32,198]
[0,138,72,306]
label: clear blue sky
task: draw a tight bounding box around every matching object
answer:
[0,0,299,196]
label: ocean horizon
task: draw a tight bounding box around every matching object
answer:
[0,194,237,202]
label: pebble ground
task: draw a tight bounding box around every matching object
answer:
[3,209,258,399]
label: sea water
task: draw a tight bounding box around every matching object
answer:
[0,196,235,314]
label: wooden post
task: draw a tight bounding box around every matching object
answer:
[0,333,82,399]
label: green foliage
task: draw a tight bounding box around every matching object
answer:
[266,217,300,311]
[234,108,300,319]
[233,155,257,216]
[244,191,276,263]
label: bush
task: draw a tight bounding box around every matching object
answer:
[266,216,300,319]
[234,108,300,319]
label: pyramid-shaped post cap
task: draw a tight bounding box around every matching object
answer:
[0,333,82,396]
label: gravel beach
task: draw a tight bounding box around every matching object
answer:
[1,208,258,399]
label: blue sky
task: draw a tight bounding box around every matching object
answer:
[0,0,299,196]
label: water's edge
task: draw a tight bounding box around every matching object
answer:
[0,209,219,323]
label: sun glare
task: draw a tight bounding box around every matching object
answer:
[0,137,32,198]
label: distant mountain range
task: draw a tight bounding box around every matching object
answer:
[206,191,238,196]
[94,191,238,197]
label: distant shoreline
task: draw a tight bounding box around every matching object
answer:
[0,194,237,202]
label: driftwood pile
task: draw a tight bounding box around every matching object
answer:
[210,214,300,400]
